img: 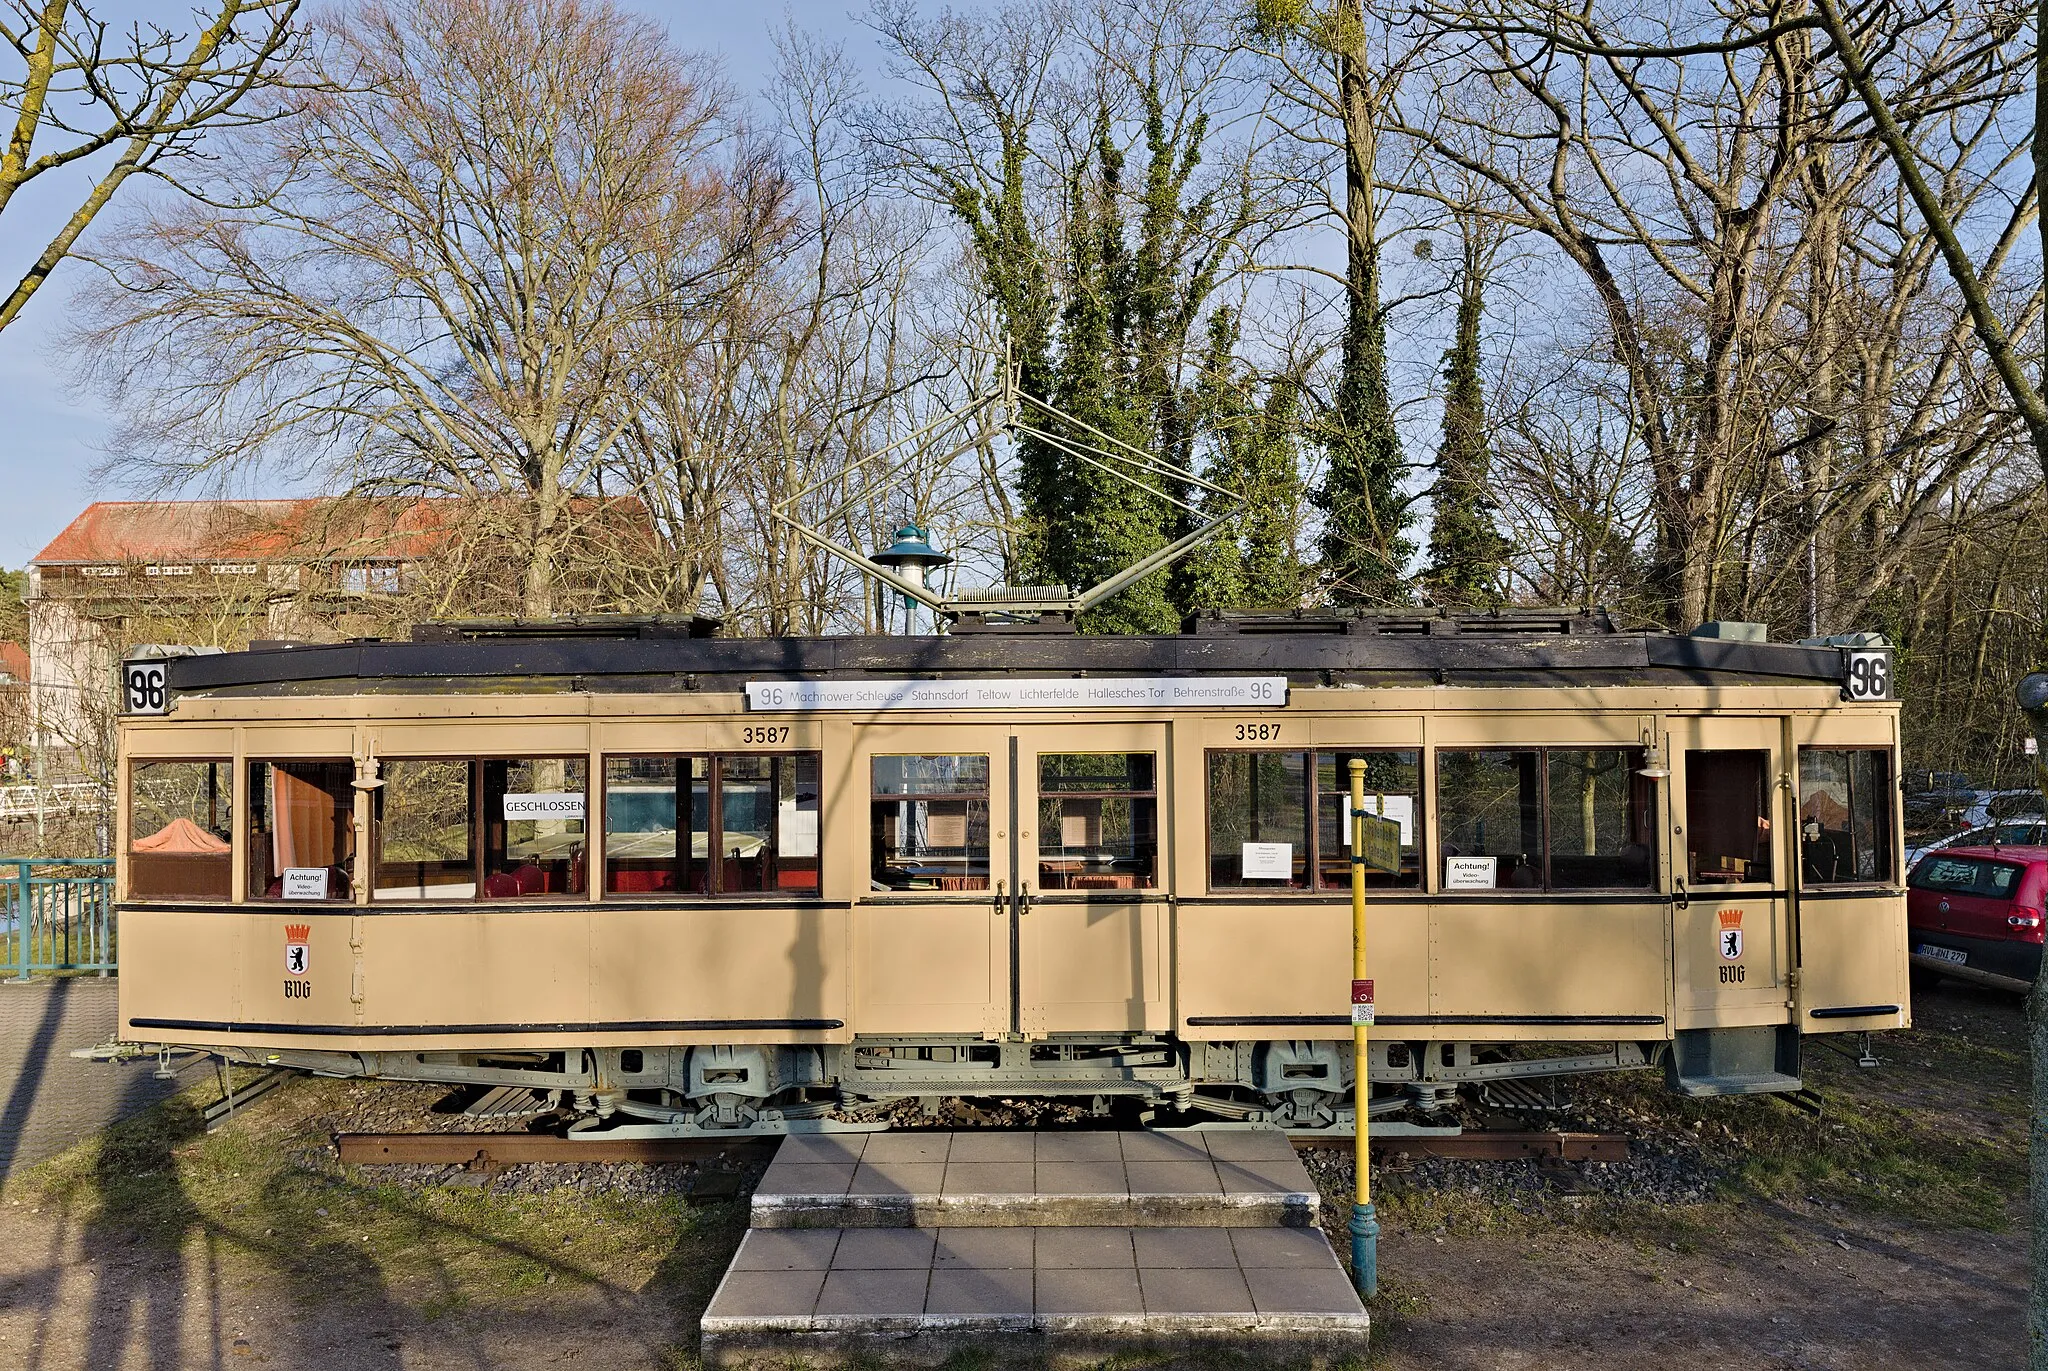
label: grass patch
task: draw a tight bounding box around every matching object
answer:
[9,1071,744,1319]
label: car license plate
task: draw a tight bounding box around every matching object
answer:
[1915,943,1967,966]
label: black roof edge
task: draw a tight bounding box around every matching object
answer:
[160,628,1865,693]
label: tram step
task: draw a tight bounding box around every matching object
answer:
[699,1224,1369,1367]
[1668,1025,1803,1097]
[749,1129,1316,1230]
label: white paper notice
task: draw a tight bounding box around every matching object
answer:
[1342,794,1414,846]
[1444,856,1498,889]
[502,792,586,821]
[282,867,330,900]
[1240,842,1294,880]
[780,800,820,858]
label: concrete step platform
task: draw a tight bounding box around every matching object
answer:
[701,1224,1369,1366]
[751,1128,1317,1229]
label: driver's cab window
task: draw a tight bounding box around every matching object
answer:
[1683,750,1772,884]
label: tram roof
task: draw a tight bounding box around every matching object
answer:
[160,611,1874,697]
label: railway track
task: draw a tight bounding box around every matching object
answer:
[334,1129,1627,1167]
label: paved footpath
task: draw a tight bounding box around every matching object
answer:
[0,978,210,1180]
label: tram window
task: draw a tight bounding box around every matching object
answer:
[1437,750,1543,888]
[871,755,990,891]
[482,758,587,897]
[1799,748,1894,884]
[1038,753,1157,890]
[248,761,354,901]
[1684,750,1773,885]
[1546,751,1655,889]
[128,760,232,900]
[1314,752,1422,890]
[1436,749,1653,891]
[1207,752,1310,888]
[603,754,820,896]
[374,760,477,899]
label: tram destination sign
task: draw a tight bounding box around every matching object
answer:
[745,676,1288,712]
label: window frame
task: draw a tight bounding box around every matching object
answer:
[1204,747,1424,894]
[1433,746,1656,894]
[1035,751,1160,892]
[370,755,590,902]
[1797,746,1897,887]
[125,757,234,903]
[246,758,356,903]
[601,751,822,899]
[870,752,993,893]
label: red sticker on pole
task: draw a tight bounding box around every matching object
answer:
[1351,978,1375,1025]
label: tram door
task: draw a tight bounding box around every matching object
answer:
[1012,725,1171,1038]
[852,723,1169,1040]
[1671,717,1793,1026]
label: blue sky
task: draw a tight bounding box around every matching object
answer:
[0,2,873,568]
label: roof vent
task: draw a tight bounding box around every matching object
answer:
[1689,621,1768,642]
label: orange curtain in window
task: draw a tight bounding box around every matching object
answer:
[272,766,336,871]
[132,817,230,854]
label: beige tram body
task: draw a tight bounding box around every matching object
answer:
[111,614,1905,1132]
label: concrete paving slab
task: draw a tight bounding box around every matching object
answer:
[833,1228,937,1270]
[1139,1266,1257,1314]
[1229,1225,1341,1268]
[756,1161,854,1195]
[1132,1227,1237,1269]
[730,1229,841,1271]
[948,1132,1034,1162]
[863,1132,951,1164]
[1031,1160,1126,1194]
[701,1221,1368,1366]
[1033,1131,1121,1161]
[1033,1265,1142,1313]
[1198,1128,1298,1162]
[941,1161,1033,1195]
[845,1160,946,1195]
[925,1266,1034,1316]
[752,1131,1315,1229]
[1123,1160,1220,1195]
[1245,1264,1367,1315]
[933,1228,1034,1269]
[774,1133,868,1163]
[1214,1151,1318,1194]
[703,1268,826,1321]
[1033,1227,1136,1268]
[815,1268,930,1317]
[1119,1131,1211,1162]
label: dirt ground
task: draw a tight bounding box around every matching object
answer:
[0,979,2025,1369]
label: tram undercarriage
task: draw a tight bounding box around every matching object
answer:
[213,1035,1670,1136]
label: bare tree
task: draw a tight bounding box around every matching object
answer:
[69,0,782,617]
[0,0,307,332]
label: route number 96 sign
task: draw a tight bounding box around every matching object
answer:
[1843,650,1892,701]
[123,660,168,714]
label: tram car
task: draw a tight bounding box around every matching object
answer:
[111,609,1905,1134]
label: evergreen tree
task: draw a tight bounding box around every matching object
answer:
[1055,114,1178,634]
[1421,233,1510,606]
[1180,309,1308,616]
[1314,224,1410,605]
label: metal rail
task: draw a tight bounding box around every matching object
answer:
[335,1132,775,1166]
[334,1128,1626,1166]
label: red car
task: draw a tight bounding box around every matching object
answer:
[1907,844,2047,991]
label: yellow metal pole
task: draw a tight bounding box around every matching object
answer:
[1348,758,1378,1297]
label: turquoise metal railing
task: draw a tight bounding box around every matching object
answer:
[2,858,117,977]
